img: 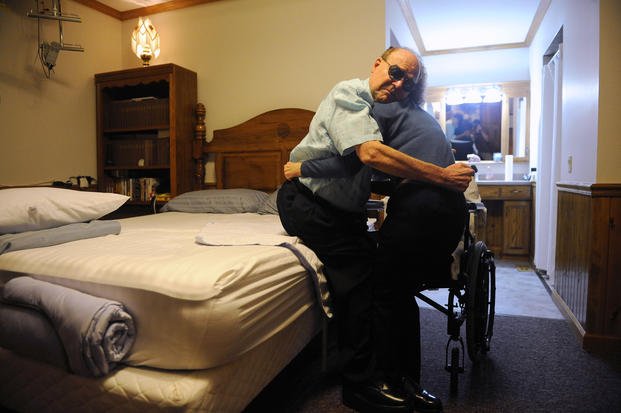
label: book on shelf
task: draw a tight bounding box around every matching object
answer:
[105,177,160,202]
[156,193,171,202]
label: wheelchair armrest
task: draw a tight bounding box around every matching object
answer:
[370,179,398,196]
[466,201,485,211]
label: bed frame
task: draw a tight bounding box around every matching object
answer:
[193,104,315,192]
[0,106,322,413]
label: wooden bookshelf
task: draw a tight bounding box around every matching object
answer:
[95,64,197,205]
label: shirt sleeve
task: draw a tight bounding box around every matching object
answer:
[327,81,382,155]
[300,153,364,178]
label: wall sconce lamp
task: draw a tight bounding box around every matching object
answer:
[131,17,160,67]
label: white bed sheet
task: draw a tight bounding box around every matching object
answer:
[0,212,327,370]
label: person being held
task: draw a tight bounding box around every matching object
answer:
[277,46,473,413]
[285,58,467,412]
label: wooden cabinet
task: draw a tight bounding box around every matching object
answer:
[478,183,532,257]
[95,64,197,207]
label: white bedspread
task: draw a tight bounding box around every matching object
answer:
[0,212,328,370]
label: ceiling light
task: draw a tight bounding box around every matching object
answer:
[482,86,503,103]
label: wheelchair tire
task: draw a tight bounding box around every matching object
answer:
[465,241,496,363]
[449,347,460,393]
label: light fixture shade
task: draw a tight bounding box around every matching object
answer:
[482,86,503,103]
[131,17,160,66]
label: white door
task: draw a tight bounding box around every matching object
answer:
[534,45,563,285]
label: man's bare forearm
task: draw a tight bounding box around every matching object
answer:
[356,140,473,192]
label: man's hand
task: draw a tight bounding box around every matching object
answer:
[284,162,302,180]
[441,163,475,192]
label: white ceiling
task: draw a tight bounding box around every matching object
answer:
[97,0,167,12]
[407,0,545,54]
[96,0,547,56]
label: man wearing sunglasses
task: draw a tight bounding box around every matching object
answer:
[277,47,472,413]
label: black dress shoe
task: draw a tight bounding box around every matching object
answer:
[342,379,413,413]
[401,377,443,413]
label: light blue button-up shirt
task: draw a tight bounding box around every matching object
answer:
[290,78,382,212]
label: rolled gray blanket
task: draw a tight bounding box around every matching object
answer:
[0,302,69,370]
[1,276,136,377]
[0,220,121,255]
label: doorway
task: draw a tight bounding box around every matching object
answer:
[534,34,563,286]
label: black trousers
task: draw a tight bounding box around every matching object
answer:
[277,179,376,383]
[373,183,467,383]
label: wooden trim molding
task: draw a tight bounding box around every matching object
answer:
[74,0,225,21]
[557,182,621,197]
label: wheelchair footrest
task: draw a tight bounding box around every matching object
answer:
[445,337,465,373]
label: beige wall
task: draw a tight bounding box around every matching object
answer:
[529,0,600,184]
[596,0,621,182]
[120,0,385,142]
[0,0,385,186]
[0,1,121,186]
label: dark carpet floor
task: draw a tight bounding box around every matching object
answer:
[244,308,621,413]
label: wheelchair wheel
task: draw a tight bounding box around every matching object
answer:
[465,241,495,363]
[449,347,460,392]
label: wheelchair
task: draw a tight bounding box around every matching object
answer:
[369,179,496,393]
[414,201,496,392]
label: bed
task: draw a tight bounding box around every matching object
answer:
[0,107,326,412]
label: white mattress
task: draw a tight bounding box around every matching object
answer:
[0,212,327,370]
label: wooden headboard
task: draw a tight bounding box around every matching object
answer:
[193,107,315,192]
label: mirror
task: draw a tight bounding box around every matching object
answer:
[424,81,530,161]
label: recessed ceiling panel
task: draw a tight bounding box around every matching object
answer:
[97,0,168,12]
[408,0,541,51]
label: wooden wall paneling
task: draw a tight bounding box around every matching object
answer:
[587,197,610,334]
[555,189,591,326]
[554,183,621,353]
[605,198,621,336]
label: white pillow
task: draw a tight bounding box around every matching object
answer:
[0,187,129,234]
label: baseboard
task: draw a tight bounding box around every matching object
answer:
[544,281,621,355]
[545,282,585,342]
[582,333,621,354]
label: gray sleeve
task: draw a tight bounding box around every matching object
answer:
[300,153,363,178]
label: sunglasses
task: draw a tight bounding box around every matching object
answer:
[382,58,420,91]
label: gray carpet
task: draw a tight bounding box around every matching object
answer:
[244,308,621,413]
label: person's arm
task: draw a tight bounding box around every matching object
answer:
[283,153,363,180]
[355,140,473,192]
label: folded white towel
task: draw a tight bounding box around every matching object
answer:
[195,221,298,246]
[195,221,332,318]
